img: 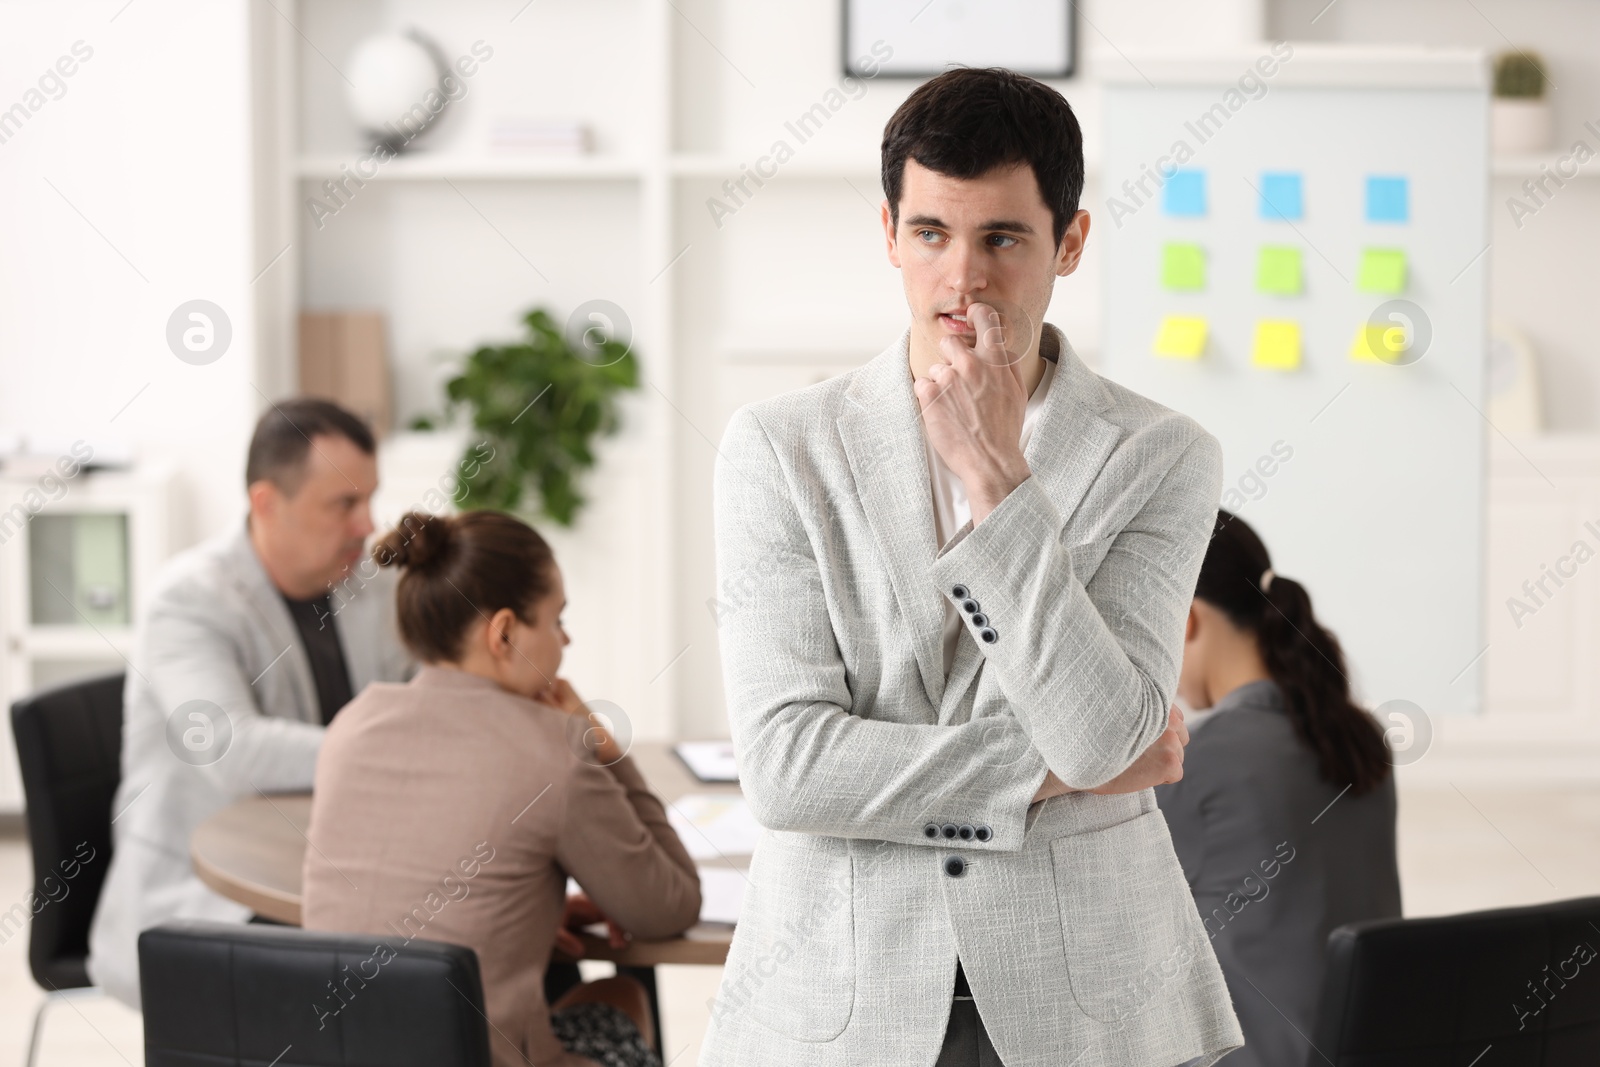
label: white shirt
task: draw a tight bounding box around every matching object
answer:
[922,352,1059,677]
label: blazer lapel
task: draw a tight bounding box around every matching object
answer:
[222,523,320,724]
[837,332,948,710]
[938,326,1126,716]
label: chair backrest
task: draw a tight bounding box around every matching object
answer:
[8,670,125,990]
[140,920,493,1067]
[1311,895,1600,1064]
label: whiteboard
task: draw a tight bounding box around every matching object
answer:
[1099,49,1490,718]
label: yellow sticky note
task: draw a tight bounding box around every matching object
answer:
[1252,320,1301,369]
[1350,323,1408,363]
[1357,248,1407,293]
[1256,246,1302,295]
[1153,315,1207,359]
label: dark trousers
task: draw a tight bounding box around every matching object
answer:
[937,961,1210,1067]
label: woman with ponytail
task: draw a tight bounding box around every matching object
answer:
[301,510,700,1067]
[1153,509,1400,1067]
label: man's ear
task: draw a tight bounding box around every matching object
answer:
[881,199,902,268]
[1184,603,1201,642]
[247,480,279,526]
[1055,209,1091,278]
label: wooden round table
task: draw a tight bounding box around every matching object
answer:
[190,740,740,967]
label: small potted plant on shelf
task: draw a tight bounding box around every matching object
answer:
[413,305,640,527]
[1492,49,1552,155]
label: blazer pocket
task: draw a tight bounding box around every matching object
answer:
[737,832,855,1041]
[1068,533,1118,580]
[1049,810,1204,1025]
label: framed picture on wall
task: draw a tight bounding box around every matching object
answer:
[843,0,1075,79]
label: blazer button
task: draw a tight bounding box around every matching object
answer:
[979,627,998,644]
[924,823,939,839]
[970,613,989,628]
[941,822,958,839]
[960,599,980,615]
[944,855,966,878]
[951,584,970,600]
[974,825,992,842]
[957,824,975,840]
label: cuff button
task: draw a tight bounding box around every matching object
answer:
[951,584,970,600]
[960,599,980,615]
[975,825,993,842]
[924,823,939,838]
[970,613,988,627]
[957,824,975,840]
[941,822,958,839]
[979,627,998,644]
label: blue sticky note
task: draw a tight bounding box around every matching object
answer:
[1260,172,1303,220]
[1366,176,1408,223]
[1163,170,1206,217]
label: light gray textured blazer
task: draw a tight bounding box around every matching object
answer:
[702,325,1244,1067]
[1154,679,1401,1067]
[87,522,411,1007]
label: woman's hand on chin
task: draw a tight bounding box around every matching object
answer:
[533,676,585,715]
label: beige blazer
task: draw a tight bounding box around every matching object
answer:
[702,325,1243,1066]
[301,665,701,1067]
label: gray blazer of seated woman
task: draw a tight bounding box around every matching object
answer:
[302,510,701,1067]
[1154,510,1400,1067]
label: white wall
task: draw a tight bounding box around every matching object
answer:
[0,0,260,545]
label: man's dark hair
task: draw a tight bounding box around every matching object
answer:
[246,398,375,494]
[881,67,1085,248]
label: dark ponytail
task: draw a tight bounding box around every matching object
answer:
[1195,510,1391,796]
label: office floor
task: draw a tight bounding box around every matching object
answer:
[3,784,1599,1066]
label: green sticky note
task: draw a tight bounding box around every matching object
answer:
[1161,243,1206,291]
[1252,320,1301,369]
[1358,248,1407,293]
[1256,246,1302,295]
[1153,315,1207,359]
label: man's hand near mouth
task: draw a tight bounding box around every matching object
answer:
[913,300,1033,525]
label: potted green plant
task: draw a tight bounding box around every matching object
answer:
[418,305,640,527]
[1492,49,1551,155]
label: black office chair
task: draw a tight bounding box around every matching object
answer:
[140,920,492,1067]
[9,670,125,1067]
[1311,895,1600,1065]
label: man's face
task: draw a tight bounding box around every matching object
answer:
[252,434,378,594]
[883,158,1088,361]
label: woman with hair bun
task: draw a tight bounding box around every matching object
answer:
[1153,509,1400,1067]
[302,509,700,1067]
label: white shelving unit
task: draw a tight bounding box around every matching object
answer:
[0,465,175,810]
[248,0,958,742]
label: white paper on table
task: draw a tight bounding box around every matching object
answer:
[696,866,747,925]
[665,793,764,860]
[673,740,739,783]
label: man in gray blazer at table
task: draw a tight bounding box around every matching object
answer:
[87,399,412,1007]
[702,69,1243,1066]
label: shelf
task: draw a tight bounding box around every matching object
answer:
[295,155,645,181]
[1491,153,1600,178]
[17,625,134,657]
[717,335,884,365]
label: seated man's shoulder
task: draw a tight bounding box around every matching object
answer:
[147,528,254,607]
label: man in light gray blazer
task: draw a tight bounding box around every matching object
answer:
[87,400,412,1007]
[702,69,1243,1066]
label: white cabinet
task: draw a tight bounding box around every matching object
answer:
[0,466,174,811]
